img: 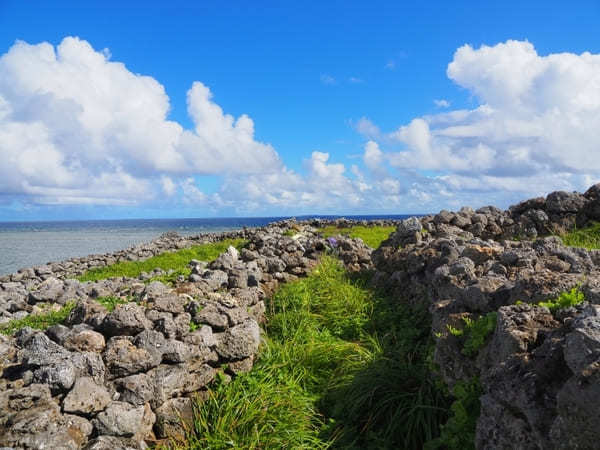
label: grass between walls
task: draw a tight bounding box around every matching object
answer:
[560,222,600,249]
[180,255,451,449]
[317,225,396,249]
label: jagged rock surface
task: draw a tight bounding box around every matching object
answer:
[373,184,600,450]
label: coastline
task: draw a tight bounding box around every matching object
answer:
[3,187,600,447]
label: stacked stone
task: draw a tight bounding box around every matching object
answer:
[0,222,373,448]
[372,184,600,449]
[0,219,386,326]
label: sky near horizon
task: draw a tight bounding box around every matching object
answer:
[1,1,600,220]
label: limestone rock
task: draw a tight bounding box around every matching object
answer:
[63,376,111,415]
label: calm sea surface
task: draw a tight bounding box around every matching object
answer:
[0,216,409,276]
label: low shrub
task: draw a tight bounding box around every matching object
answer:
[425,378,482,450]
[446,312,498,357]
[538,287,584,312]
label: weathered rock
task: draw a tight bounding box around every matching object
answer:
[64,329,106,353]
[546,190,586,214]
[67,298,108,329]
[102,303,151,337]
[63,376,111,415]
[0,384,91,449]
[154,397,194,439]
[103,337,160,379]
[84,435,146,450]
[194,304,229,330]
[216,319,260,360]
[201,270,229,291]
[28,277,64,303]
[92,401,155,441]
[32,359,77,393]
[563,304,600,374]
[148,294,186,314]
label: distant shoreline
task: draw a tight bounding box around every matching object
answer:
[0,216,411,277]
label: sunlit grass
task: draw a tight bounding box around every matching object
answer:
[561,222,600,249]
[0,302,76,335]
[182,255,450,449]
[318,225,395,249]
[77,238,246,282]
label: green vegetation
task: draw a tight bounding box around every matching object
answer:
[77,238,247,283]
[183,255,450,449]
[283,229,296,237]
[96,295,130,312]
[447,312,497,357]
[425,378,482,450]
[318,225,395,249]
[561,222,600,249]
[0,302,76,335]
[538,287,585,312]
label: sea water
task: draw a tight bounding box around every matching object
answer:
[0,216,409,275]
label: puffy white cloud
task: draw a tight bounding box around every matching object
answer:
[5,37,600,216]
[354,117,381,139]
[366,40,600,207]
[160,176,176,197]
[0,37,281,206]
[363,140,384,172]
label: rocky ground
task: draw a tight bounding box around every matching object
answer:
[0,219,374,449]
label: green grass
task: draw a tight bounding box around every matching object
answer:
[446,312,498,358]
[425,378,481,450]
[0,302,76,335]
[538,287,585,312]
[77,238,247,282]
[561,222,600,249]
[96,295,130,312]
[318,225,395,249]
[182,255,450,449]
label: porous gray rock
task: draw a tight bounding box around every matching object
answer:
[216,319,260,360]
[64,329,106,353]
[92,401,155,441]
[101,303,151,337]
[63,376,111,415]
[103,337,160,379]
[201,270,229,291]
[154,397,194,439]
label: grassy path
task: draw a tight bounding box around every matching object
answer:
[182,256,450,449]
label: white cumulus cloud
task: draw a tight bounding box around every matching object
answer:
[364,40,600,207]
[0,37,281,206]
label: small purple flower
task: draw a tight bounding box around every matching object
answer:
[327,237,338,248]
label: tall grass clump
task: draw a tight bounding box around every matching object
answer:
[561,222,600,249]
[78,238,246,282]
[318,225,395,249]
[184,255,450,449]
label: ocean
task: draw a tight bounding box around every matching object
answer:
[0,216,408,276]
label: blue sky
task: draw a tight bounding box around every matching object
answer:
[1,1,600,220]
